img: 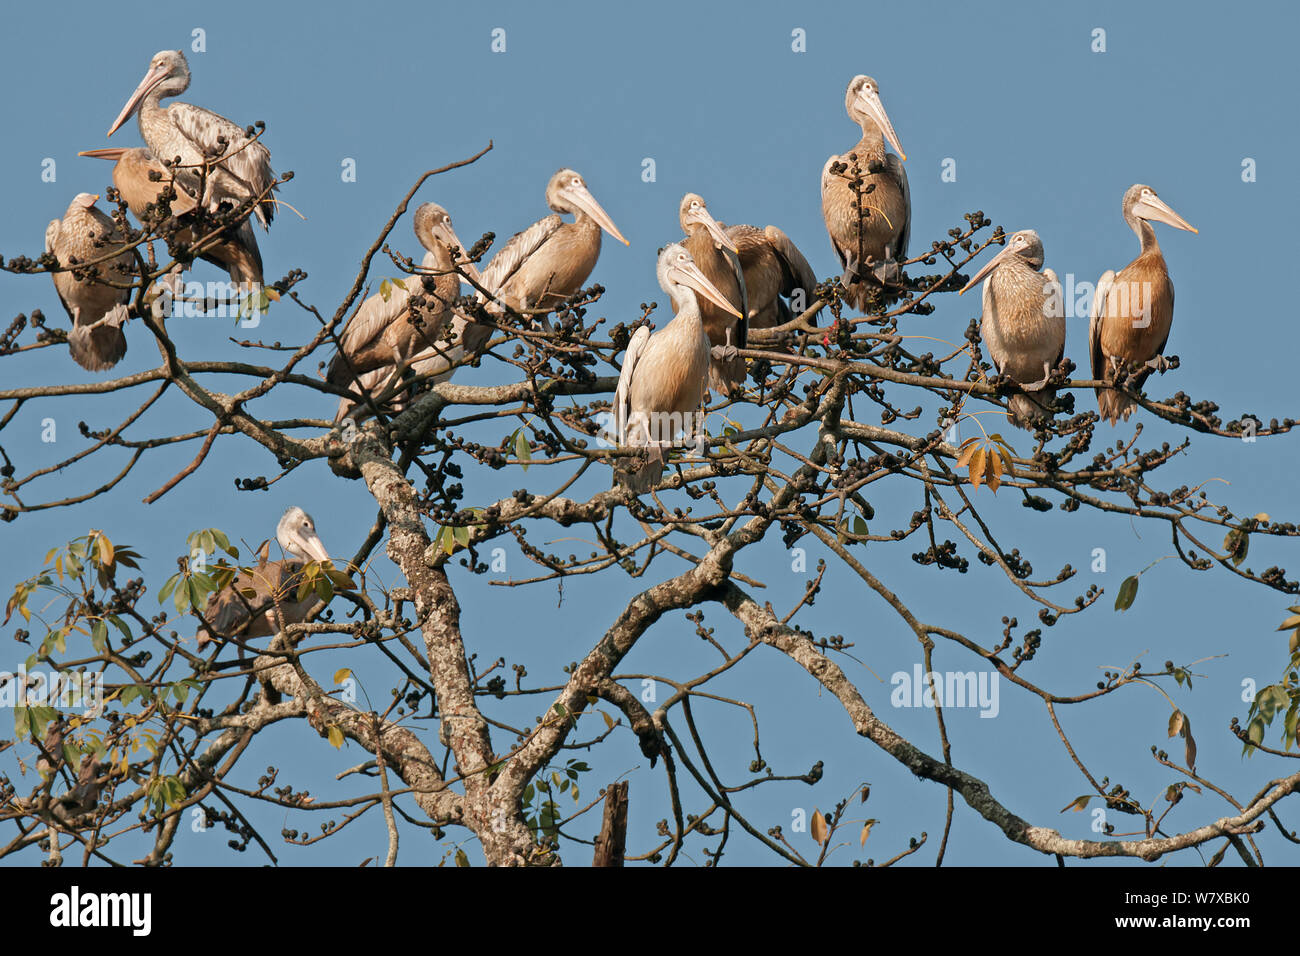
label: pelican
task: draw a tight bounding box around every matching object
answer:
[959,230,1065,429]
[107,49,277,230]
[330,203,482,406]
[725,223,818,331]
[613,244,742,492]
[78,146,263,286]
[45,193,134,371]
[821,74,910,309]
[197,506,331,649]
[678,194,746,396]
[1088,184,1197,425]
[480,168,628,317]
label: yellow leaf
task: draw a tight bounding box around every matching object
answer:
[810,809,828,845]
[955,439,979,468]
[968,446,986,490]
[327,725,345,749]
[860,820,876,846]
[600,710,615,731]
[333,668,352,685]
[1168,709,1185,738]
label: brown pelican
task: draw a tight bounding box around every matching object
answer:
[329,203,481,401]
[197,506,331,649]
[45,193,134,371]
[107,49,277,230]
[725,223,818,331]
[959,230,1065,428]
[78,146,263,286]
[678,193,746,396]
[821,75,909,309]
[480,168,628,317]
[1088,184,1197,424]
[614,244,742,492]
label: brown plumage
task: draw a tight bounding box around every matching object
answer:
[821,75,910,311]
[1089,184,1197,425]
[79,146,264,286]
[45,193,134,371]
[197,506,330,649]
[725,224,818,331]
[678,194,746,396]
[481,168,628,317]
[328,203,481,392]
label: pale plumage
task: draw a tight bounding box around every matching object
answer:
[822,75,910,309]
[1088,184,1197,425]
[46,193,134,371]
[79,146,263,286]
[197,507,331,649]
[481,169,628,316]
[960,230,1065,428]
[107,50,277,230]
[329,203,482,410]
[614,244,742,492]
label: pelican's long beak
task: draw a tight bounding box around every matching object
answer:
[78,148,129,162]
[293,528,330,565]
[434,221,484,286]
[107,63,169,138]
[1135,194,1198,234]
[672,259,743,317]
[562,183,630,246]
[685,206,738,254]
[854,87,907,161]
[75,193,101,209]
[959,243,1019,295]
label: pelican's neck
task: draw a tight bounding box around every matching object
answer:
[854,122,888,165]
[1128,215,1161,256]
[668,288,703,327]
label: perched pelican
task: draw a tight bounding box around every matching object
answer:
[613,244,742,492]
[45,193,134,371]
[821,75,910,309]
[725,223,818,331]
[197,506,331,649]
[960,230,1065,428]
[678,193,746,396]
[330,203,481,404]
[107,49,277,230]
[480,168,628,317]
[1088,184,1197,424]
[78,146,263,286]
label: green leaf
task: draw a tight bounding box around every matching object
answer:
[158,572,179,604]
[90,620,108,652]
[453,525,470,549]
[1114,575,1139,612]
[852,516,868,536]
[455,848,469,867]
[14,706,30,740]
[514,429,532,471]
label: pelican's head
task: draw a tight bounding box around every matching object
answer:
[108,50,191,138]
[545,169,629,246]
[70,192,101,212]
[959,229,1044,294]
[678,193,738,254]
[276,507,330,564]
[1123,184,1197,235]
[656,243,742,317]
[413,202,483,284]
[845,75,906,161]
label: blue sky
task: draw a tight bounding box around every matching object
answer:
[1,0,1298,866]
